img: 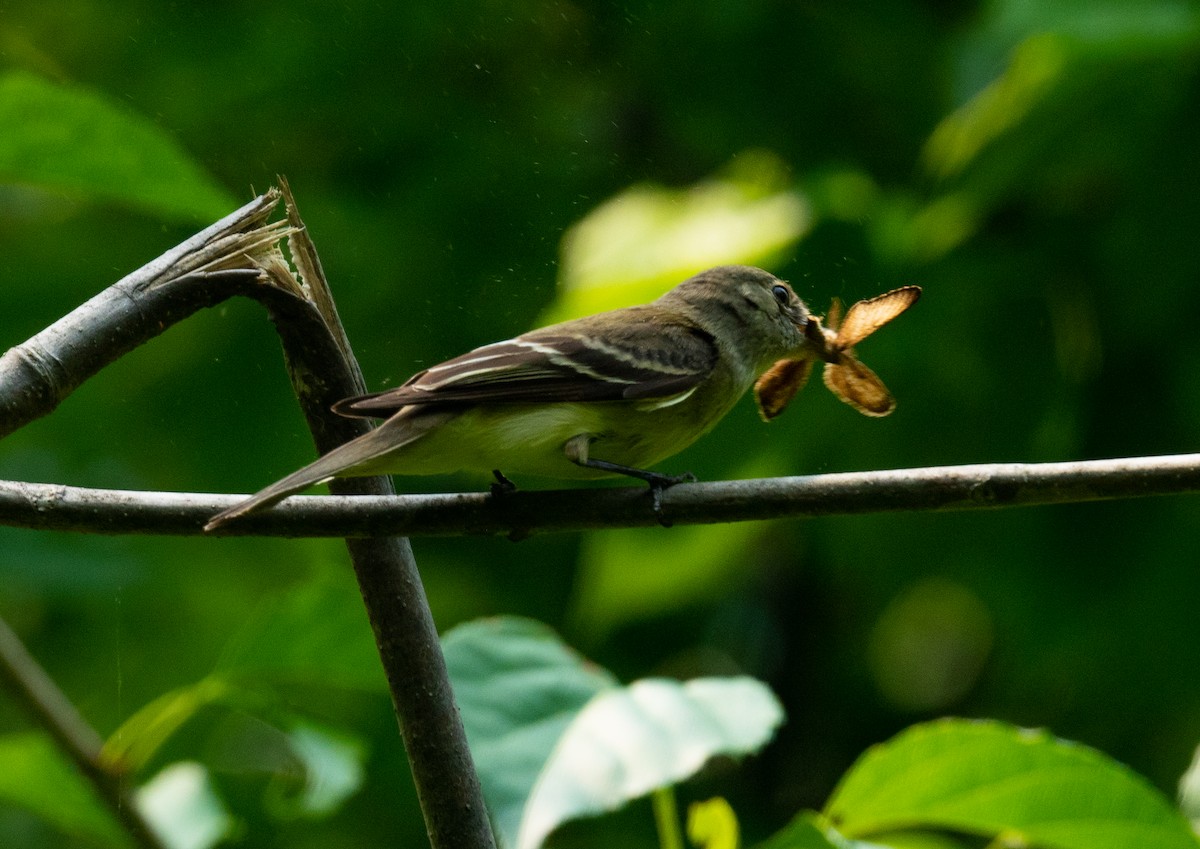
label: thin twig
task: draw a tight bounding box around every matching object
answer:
[0,616,167,849]
[1,453,1198,538]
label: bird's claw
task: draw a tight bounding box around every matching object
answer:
[490,469,518,497]
[645,471,695,527]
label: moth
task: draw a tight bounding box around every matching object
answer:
[754,285,921,420]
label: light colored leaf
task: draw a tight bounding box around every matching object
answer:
[1177,740,1200,829]
[264,722,366,819]
[443,617,618,847]
[444,617,784,849]
[548,150,811,323]
[136,762,235,849]
[517,676,783,849]
[825,719,1200,849]
[0,70,235,221]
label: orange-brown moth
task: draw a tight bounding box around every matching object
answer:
[754,285,921,420]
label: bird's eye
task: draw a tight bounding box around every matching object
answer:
[771,284,791,306]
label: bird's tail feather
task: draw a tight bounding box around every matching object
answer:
[203,413,440,531]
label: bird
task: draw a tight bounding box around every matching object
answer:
[204,265,817,531]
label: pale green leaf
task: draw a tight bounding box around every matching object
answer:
[444,617,784,849]
[548,150,811,323]
[0,70,235,221]
[103,677,232,773]
[517,676,783,849]
[264,722,366,819]
[825,719,1200,849]
[0,732,130,847]
[136,762,235,849]
[688,797,740,849]
[443,617,617,848]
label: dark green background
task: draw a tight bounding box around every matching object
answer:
[2,1,1199,846]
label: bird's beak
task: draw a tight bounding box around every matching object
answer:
[803,316,841,364]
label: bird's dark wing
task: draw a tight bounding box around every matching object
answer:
[334,311,719,418]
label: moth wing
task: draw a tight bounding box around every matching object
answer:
[822,354,896,417]
[754,357,814,421]
[836,286,921,348]
[825,297,844,333]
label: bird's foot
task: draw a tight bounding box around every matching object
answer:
[644,470,697,527]
[490,469,518,497]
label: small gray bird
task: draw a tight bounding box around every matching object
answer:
[205,265,814,530]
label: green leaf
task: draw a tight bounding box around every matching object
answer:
[548,150,811,323]
[136,762,235,849]
[105,580,381,775]
[825,719,1200,849]
[688,797,740,849]
[0,732,130,847]
[518,677,782,849]
[0,70,235,221]
[444,617,785,849]
[756,812,880,849]
[263,722,366,819]
[922,35,1068,183]
[444,617,618,848]
[103,677,233,773]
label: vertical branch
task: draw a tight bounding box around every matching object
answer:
[260,181,496,849]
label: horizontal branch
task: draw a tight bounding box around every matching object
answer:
[2,453,1198,539]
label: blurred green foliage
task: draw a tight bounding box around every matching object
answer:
[3,0,1200,846]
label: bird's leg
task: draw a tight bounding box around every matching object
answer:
[490,469,518,496]
[563,436,695,526]
[571,456,696,488]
